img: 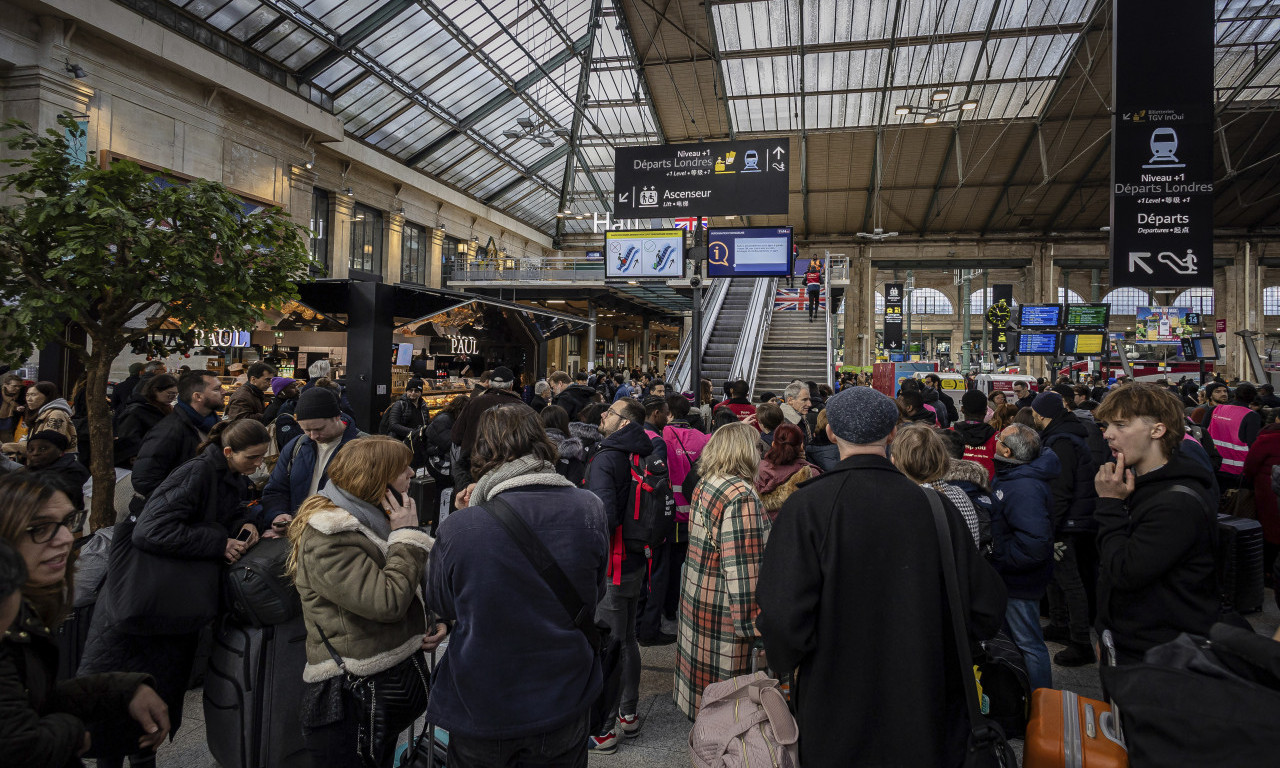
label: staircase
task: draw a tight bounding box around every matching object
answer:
[700,278,756,387]
[754,293,829,397]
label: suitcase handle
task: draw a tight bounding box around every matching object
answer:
[1099,711,1125,749]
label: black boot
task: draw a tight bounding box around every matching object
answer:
[1053,642,1096,667]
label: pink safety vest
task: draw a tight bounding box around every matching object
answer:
[663,425,711,514]
[1208,404,1251,474]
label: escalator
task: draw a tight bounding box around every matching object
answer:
[699,278,758,387]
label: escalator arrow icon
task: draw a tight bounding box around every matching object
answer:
[1128,252,1154,275]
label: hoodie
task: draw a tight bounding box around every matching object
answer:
[29,398,77,452]
[585,420,654,578]
[942,458,993,553]
[568,421,602,454]
[552,384,597,420]
[951,420,997,482]
[991,450,1060,599]
[1094,450,1219,662]
[1039,411,1100,533]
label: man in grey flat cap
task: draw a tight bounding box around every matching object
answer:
[756,386,1007,768]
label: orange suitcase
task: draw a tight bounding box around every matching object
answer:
[1023,688,1128,768]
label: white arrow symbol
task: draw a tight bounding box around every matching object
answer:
[618,192,629,203]
[772,146,786,159]
[1129,251,1154,275]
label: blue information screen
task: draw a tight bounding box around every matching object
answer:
[1018,332,1059,355]
[1019,304,1063,328]
[707,227,793,277]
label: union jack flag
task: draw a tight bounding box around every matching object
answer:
[773,287,826,311]
[672,217,710,230]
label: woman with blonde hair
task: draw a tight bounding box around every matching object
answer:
[288,436,442,768]
[673,421,771,718]
[891,423,983,548]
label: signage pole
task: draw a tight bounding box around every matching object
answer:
[961,271,972,372]
[690,224,704,401]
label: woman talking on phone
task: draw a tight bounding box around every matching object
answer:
[80,419,270,767]
[287,436,444,768]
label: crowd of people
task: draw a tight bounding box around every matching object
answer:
[2,355,1279,766]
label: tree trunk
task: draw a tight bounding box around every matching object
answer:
[84,344,117,530]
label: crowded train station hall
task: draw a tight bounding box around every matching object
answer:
[3,0,1280,766]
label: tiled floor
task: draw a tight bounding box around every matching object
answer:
[91,593,1280,767]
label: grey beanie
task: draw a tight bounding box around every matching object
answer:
[824,386,899,444]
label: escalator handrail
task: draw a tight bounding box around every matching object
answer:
[669,278,729,392]
[732,278,777,400]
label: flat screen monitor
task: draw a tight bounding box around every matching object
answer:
[1181,334,1219,360]
[1060,332,1107,356]
[1017,332,1060,356]
[604,230,685,279]
[706,226,794,277]
[1064,303,1110,329]
[1018,304,1063,328]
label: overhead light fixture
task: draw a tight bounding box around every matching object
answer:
[961,100,979,110]
[922,112,941,125]
[627,280,638,285]
[895,105,911,116]
[856,227,899,241]
[502,129,523,140]
[516,116,537,130]
[344,186,354,196]
[932,88,950,101]
[65,60,86,79]
[535,137,554,147]
[896,94,979,124]
[503,116,565,148]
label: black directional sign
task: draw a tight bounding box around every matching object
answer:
[613,140,790,218]
[884,283,904,352]
[1110,0,1214,288]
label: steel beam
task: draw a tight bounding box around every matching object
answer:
[1043,134,1111,232]
[861,0,905,234]
[296,0,416,82]
[558,0,607,246]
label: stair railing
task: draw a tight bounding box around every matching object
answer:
[669,278,730,393]
[825,266,835,388]
[732,278,778,401]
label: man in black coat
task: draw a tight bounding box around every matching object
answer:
[450,367,524,485]
[129,371,224,514]
[757,387,1006,767]
[1093,383,1219,664]
[383,378,431,438]
[549,371,597,420]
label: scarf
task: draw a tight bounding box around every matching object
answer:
[176,400,220,433]
[471,454,574,505]
[319,482,392,541]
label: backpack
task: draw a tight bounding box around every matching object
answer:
[222,537,302,627]
[589,443,677,555]
[689,672,799,768]
[377,400,399,435]
[968,488,995,556]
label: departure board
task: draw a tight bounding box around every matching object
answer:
[1061,332,1106,356]
[1064,304,1110,328]
[1019,304,1063,328]
[1017,332,1060,355]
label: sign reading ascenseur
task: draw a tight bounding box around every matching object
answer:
[613,140,790,218]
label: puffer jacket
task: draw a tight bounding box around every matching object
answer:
[113,399,168,467]
[223,383,268,423]
[991,451,1060,599]
[28,399,76,452]
[128,402,213,514]
[384,396,430,439]
[551,384,597,420]
[1,601,151,768]
[292,502,433,682]
[545,428,587,485]
[756,463,819,520]
[568,421,602,454]
[585,421,653,579]
[1040,412,1100,533]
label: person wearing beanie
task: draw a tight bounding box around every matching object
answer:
[22,429,91,508]
[382,377,430,440]
[260,387,365,534]
[757,386,1006,767]
[224,363,276,422]
[949,389,999,482]
[1028,390,1102,666]
[261,377,301,426]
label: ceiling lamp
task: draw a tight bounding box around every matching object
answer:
[961,100,979,110]
[895,94,981,125]
[922,112,940,125]
[894,105,911,116]
[932,88,950,101]
[856,227,899,241]
[503,115,565,148]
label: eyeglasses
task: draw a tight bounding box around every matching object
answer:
[25,509,87,543]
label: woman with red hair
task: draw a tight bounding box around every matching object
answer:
[753,422,821,521]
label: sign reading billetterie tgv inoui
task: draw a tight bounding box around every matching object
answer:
[612,140,790,218]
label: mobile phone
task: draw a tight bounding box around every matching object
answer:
[236,528,253,542]
[387,486,404,506]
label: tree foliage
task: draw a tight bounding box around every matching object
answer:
[0,113,315,527]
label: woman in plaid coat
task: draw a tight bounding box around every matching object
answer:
[673,421,771,718]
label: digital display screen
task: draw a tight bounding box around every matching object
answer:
[1061,332,1106,356]
[1017,332,1060,355]
[604,230,685,279]
[1064,304,1110,328]
[1019,304,1063,328]
[707,227,793,277]
[1183,334,1219,360]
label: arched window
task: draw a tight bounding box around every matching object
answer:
[1058,288,1087,304]
[1265,286,1280,316]
[1102,287,1148,315]
[1172,288,1214,314]
[910,288,954,315]
[968,288,1019,313]
[875,291,884,314]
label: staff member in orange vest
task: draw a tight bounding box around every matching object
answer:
[950,390,997,482]
[1203,381,1262,489]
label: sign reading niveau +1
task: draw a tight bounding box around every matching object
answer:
[1109,0,1214,288]
[612,140,790,218]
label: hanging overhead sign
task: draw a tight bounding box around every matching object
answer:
[1110,0,1214,288]
[612,140,790,217]
[884,283,904,352]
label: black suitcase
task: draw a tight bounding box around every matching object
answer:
[223,537,303,627]
[410,474,438,529]
[1217,514,1265,614]
[203,616,311,768]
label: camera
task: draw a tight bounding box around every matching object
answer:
[690,275,702,288]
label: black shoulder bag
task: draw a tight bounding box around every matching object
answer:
[481,495,622,735]
[924,489,1016,768]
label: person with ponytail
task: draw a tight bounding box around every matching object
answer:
[288,436,440,767]
[80,419,269,767]
[0,474,170,767]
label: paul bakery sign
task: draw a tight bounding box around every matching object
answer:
[448,336,478,355]
[194,329,250,348]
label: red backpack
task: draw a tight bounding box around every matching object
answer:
[961,433,997,483]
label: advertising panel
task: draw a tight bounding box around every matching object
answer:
[707,226,793,277]
[1110,0,1214,287]
[613,140,790,217]
[1134,306,1197,343]
[604,230,685,279]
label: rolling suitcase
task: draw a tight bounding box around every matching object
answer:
[1216,514,1264,614]
[410,473,438,529]
[203,615,311,768]
[1023,688,1127,768]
